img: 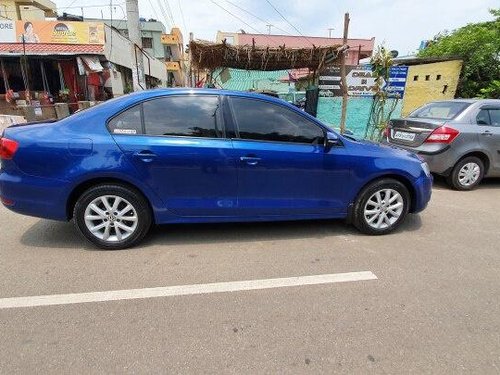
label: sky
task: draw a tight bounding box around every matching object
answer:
[53,0,498,55]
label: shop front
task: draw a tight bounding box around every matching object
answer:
[0,19,109,119]
[0,19,167,121]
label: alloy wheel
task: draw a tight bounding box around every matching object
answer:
[363,188,404,230]
[84,195,138,242]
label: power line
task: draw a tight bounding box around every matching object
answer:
[1,3,126,13]
[109,0,114,56]
[177,0,187,34]
[60,0,86,11]
[222,0,292,36]
[152,0,172,29]
[264,0,315,45]
[209,0,279,45]
[163,0,176,26]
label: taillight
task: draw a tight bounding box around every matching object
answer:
[382,127,389,138]
[0,137,19,160]
[425,126,459,144]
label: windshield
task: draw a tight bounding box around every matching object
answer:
[409,102,471,120]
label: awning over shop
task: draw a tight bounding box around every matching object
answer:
[77,55,104,74]
[189,40,346,71]
[0,43,104,56]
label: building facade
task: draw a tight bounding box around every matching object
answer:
[0,0,56,21]
[84,18,167,60]
[161,27,186,86]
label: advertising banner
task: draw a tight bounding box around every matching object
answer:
[0,20,104,44]
[385,66,408,98]
[319,65,408,98]
[0,20,16,42]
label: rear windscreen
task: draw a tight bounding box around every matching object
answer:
[409,102,471,120]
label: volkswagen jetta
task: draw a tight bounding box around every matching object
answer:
[0,89,432,249]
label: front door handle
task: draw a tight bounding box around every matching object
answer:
[240,156,261,165]
[482,130,493,136]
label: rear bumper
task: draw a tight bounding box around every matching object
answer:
[0,170,69,221]
[384,141,454,176]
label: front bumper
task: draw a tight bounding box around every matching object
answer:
[412,174,433,213]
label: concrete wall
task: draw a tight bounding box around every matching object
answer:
[1,0,19,19]
[1,0,56,20]
[401,60,462,116]
[18,5,45,20]
[86,18,166,59]
[103,25,167,84]
[142,29,165,59]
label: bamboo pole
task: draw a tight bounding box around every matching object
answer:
[339,13,350,134]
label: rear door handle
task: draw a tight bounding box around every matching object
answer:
[240,156,261,165]
[482,130,493,136]
[133,150,157,162]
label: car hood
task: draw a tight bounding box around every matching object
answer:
[345,136,423,162]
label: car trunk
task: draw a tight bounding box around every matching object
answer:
[388,118,445,147]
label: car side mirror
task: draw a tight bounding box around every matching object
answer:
[324,132,342,151]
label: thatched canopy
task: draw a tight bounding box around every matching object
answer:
[189,40,347,71]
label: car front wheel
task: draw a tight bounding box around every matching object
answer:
[74,184,152,250]
[353,178,410,235]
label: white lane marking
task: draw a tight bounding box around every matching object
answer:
[0,271,377,309]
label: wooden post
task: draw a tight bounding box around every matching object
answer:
[339,13,350,134]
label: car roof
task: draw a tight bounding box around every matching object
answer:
[427,98,500,104]
[123,88,289,105]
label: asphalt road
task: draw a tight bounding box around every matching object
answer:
[1,178,500,374]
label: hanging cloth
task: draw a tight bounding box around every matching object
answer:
[40,61,50,95]
[20,58,29,91]
[0,59,10,93]
[58,62,66,91]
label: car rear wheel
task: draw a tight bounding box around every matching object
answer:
[74,184,152,250]
[353,179,410,235]
[446,156,484,191]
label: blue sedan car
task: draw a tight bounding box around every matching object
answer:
[0,89,432,249]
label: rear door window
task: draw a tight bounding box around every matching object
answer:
[143,96,222,138]
[476,109,490,125]
[477,108,500,127]
[488,109,500,126]
[229,97,324,144]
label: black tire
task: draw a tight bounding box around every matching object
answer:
[353,178,410,235]
[446,156,484,191]
[73,184,152,250]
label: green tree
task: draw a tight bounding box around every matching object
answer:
[419,9,500,98]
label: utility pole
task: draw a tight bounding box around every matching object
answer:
[189,32,194,87]
[339,13,350,134]
[266,24,273,34]
[328,28,334,38]
[126,0,146,91]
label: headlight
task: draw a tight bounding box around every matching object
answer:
[421,162,431,177]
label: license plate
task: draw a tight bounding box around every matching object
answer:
[393,130,415,141]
